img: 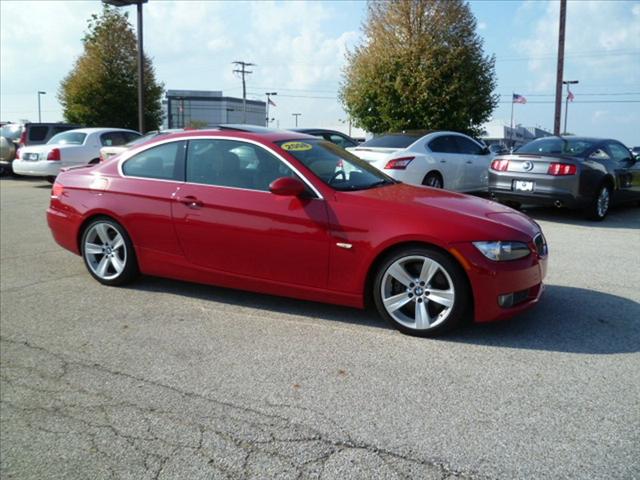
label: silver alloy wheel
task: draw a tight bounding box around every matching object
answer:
[83,223,127,281]
[380,255,455,330]
[596,187,610,218]
[426,175,442,188]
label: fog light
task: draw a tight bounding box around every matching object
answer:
[498,293,514,308]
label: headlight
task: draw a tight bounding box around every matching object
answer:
[472,241,531,261]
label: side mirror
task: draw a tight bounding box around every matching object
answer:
[269,176,306,197]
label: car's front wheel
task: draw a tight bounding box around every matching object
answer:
[373,247,471,336]
[81,218,139,286]
[586,184,611,221]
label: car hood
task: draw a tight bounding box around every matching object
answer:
[336,183,541,242]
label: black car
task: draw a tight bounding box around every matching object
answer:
[489,136,640,220]
[290,128,359,149]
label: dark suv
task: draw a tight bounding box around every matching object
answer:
[0,122,81,175]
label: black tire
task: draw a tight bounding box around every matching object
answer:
[585,184,611,221]
[81,217,139,286]
[0,164,12,177]
[373,246,471,337]
[422,172,443,189]
[46,176,57,184]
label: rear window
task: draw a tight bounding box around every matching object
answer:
[516,138,596,157]
[28,126,49,142]
[360,134,423,149]
[47,131,87,145]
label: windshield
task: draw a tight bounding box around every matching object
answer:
[516,138,596,157]
[47,131,86,145]
[360,133,424,149]
[275,139,395,191]
[1,124,23,141]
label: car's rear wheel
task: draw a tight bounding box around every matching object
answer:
[46,176,56,184]
[81,218,138,286]
[422,172,443,189]
[586,184,611,221]
[373,247,470,336]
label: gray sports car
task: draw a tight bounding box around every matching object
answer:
[488,136,640,220]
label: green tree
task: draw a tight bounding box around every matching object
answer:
[58,6,163,131]
[340,0,498,136]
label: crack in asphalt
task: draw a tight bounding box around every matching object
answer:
[0,336,479,479]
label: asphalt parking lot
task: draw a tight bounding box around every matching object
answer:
[1,176,639,480]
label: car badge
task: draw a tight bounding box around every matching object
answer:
[522,161,534,171]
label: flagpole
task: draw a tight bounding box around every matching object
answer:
[510,92,514,149]
[563,86,569,135]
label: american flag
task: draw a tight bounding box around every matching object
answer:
[268,98,277,107]
[513,93,527,104]
[567,90,575,102]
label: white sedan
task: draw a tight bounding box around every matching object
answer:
[347,131,494,192]
[13,127,139,182]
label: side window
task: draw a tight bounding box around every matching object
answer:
[428,136,458,154]
[186,139,297,191]
[606,142,631,162]
[122,141,184,180]
[28,126,49,142]
[124,132,141,143]
[101,132,129,146]
[589,148,610,160]
[455,136,483,155]
[327,133,356,149]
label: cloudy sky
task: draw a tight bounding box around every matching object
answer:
[1,0,638,144]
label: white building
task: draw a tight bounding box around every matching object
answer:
[481,120,552,149]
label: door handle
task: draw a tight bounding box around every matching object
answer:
[179,195,203,209]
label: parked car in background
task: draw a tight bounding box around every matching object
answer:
[489,136,640,220]
[13,128,140,182]
[47,129,547,337]
[347,131,494,192]
[489,143,510,155]
[0,122,80,175]
[290,128,359,149]
[100,129,183,162]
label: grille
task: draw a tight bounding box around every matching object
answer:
[534,233,547,256]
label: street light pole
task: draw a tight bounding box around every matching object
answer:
[265,92,277,127]
[563,80,578,135]
[37,91,46,122]
[103,0,147,133]
[292,113,301,128]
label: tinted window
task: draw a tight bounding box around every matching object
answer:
[47,131,87,145]
[360,134,422,148]
[186,139,297,191]
[101,132,127,147]
[606,142,632,162]
[52,126,75,135]
[28,126,49,142]
[122,141,184,180]
[516,138,596,156]
[327,133,357,149]
[428,135,459,154]
[454,136,483,155]
[276,139,394,191]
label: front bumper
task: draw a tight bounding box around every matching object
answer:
[452,242,547,323]
[13,159,61,177]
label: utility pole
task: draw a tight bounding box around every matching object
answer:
[292,113,301,127]
[553,0,567,136]
[563,80,578,134]
[37,91,46,122]
[232,61,255,124]
[265,92,277,127]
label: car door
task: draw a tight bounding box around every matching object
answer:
[426,135,464,190]
[604,141,640,202]
[172,138,330,288]
[454,135,492,191]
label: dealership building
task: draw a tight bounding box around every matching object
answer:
[481,120,552,149]
[162,90,266,129]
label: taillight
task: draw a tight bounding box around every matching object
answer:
[336,159,344,169]
[47,148,61,161]
[547,163,576,176]
[18,130,26,147]
[15,148,21,159]
[99,152,105,163]
[51,182,64,198]
[384,156,414,169]
[491,159,510,171]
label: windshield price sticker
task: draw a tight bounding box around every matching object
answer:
[281,142,312,152]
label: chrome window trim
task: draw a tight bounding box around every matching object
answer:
[118,135,324,199]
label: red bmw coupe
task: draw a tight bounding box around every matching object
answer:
[47,129,547,336]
